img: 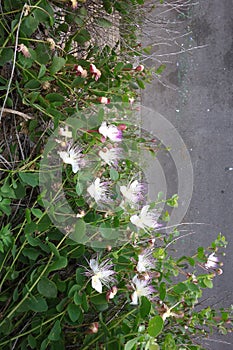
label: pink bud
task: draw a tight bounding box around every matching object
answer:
[74,65,87,78]
[89,322,99,334]
[90,64,101,81]
[106,286,118,301]
[90,64,97,73]
[117,124,127,131]
[135,65,144,72]
[98,97,110,104]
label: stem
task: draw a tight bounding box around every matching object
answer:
[0,312,65,347]
[1,108,33,120]
[0,4,26,123]
[81,308,137,350]
[0,234,68,325]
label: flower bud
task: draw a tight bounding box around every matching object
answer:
[135,64,144,72]
[18,44,31,58]
[88,322,99,334]
[117,124,127,131]
[98,97,110,104]
[106,286,118,301]
[47,38,55,50]
[71,0,78,9]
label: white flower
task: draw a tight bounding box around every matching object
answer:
[136,249,155,273]
[98,147,121,166]
[87,177,110,203]
[130,275,154,305]
[205,253,223,274]
[130,205,160,230]
[85,258,115,293]
[58,144,84,173]
[99,122,122,142]
[120,180,144,205]
[205,253,219,269]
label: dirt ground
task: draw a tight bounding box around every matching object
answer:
[142,1,233,348]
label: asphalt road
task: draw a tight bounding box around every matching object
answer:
[142,1,233,348]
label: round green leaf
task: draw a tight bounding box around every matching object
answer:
[148,316,164,337]
[28,296,48,312]
[124,337,140,350]
[37,277,58,298]
[67,303,81,322]
[110,168,119,180]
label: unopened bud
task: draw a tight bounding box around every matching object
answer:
[106,286,118,301]
[89,322,99,334]
[117,124,127,131]
[135,65,144,72]
[98,97,110,104]
[47,38,56,50]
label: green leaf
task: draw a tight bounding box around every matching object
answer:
[46,93,65,104]
[48,320,61,341]
[156,64,166,75]
[22,247,40,261]
[76,267,85,285]
[166,194,179,208]
[110,168,119,180]
[38,64,46,79]
[0,198,11,216]
[114,62,125,74]
[162,333,177,349]
[103,0,113,13]
[73,29,91,44]
[35,43,50,64]
[0,48,13,66]
[31,208,43,218]
[159,282,166,300]
[124,338,140,350]
[72,219,86,242]
[76,182,83,196]
[203,278,213,289]
[48,256,68,272]
[24,79,41,90]
[74,291,83,305]
[20,14,39,36]
[67,303,81,322]
[90,294,108,306]
[18,172,39,187]
[148,316,164,337]
[95,18,113,28]
[173,282,188,294]
[37,277,58,298]
[49,56,66,75]
[27,334,37,349]
[47,240,60,258]
[149,344,160,350]
[28,296,48,312]
[136,78,145,89]
[140,296,151,318]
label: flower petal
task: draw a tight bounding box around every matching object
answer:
[92,275,102,293]
[130,291,138,305]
